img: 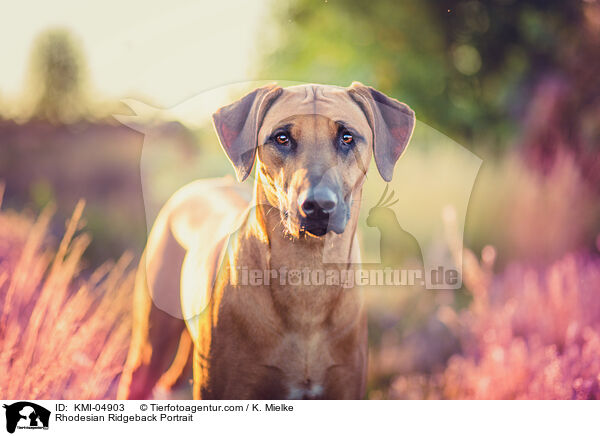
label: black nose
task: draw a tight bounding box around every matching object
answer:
[298,188,338,217]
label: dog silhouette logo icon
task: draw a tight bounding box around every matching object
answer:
[3,402,50,434]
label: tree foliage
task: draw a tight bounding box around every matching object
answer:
[27,28,89,123]
[259,0,585,145]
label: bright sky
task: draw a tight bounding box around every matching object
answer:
[0,0,271,109]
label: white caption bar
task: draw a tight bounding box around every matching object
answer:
[0,400,597,436]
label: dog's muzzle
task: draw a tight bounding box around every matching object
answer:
[297,187,346,236]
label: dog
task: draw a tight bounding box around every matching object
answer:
[117,82,415,400]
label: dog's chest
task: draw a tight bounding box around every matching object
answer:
[270,328,332,399]
[265,284,362,399]
[273,285,341,326]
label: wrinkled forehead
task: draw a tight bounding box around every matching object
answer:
[259,84,371,138]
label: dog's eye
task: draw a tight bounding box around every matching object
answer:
[342,133,353,144]
[275,133,290,145]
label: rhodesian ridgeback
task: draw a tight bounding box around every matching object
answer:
[117,82,415,400]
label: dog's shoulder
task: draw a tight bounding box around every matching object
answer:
[144,177,251,320]
[164,177,251,251]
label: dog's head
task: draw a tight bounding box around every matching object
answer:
[213,82,415,238]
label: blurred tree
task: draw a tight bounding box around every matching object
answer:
[258,0,585,147]
[26,28,89,124]
[519,1,600,192]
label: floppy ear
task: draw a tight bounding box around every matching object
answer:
[212,84,283,181]
[348,82,415,182]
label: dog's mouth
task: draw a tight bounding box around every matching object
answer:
[299,210,349,237]
[299,216,331,237]
[281,205,348,239]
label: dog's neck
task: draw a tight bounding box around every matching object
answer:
[251,165,362,272]
[240,165,364,331]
